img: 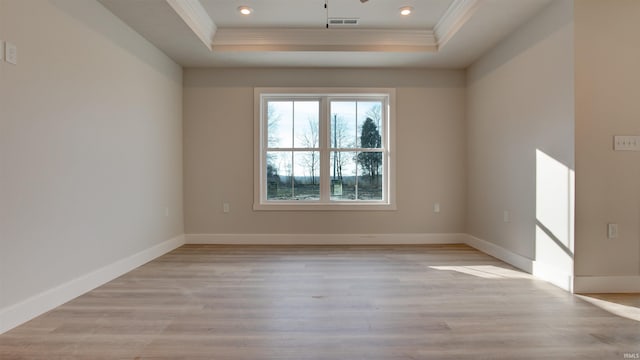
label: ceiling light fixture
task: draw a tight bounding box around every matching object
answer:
[238,6,253,15]
[399,6,413,16]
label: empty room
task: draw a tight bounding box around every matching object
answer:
[1,0,639,358]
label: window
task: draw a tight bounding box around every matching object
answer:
[254,88,396,210]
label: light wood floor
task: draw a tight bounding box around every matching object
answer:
[1,245,639,359]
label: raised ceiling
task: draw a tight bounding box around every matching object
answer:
[201,0,454,29]
[99,0,553,68]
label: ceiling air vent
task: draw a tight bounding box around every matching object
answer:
[328,18,359,26]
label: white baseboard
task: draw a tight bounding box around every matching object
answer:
[462,234,533,273]
[186,233,466,245]
[574,276,640,293]
[0,235,185,334]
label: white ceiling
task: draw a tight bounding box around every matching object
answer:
[201,0,454,29]
[99,0,553,68]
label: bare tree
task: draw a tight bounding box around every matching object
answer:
[297,118,319,185]
[365,103,382,129]
[267,104,280,148]
[266,105,281,188]
[331,114,354,182]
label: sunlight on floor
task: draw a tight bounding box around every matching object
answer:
[429,265,531,279]
[577,295,640,322]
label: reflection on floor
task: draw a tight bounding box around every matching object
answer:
[577,294,640,322]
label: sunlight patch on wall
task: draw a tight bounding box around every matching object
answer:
[535,149,574,290]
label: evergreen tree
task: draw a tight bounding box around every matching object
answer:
[357,118,382,184]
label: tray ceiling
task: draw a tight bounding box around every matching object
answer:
[98,0,553,68]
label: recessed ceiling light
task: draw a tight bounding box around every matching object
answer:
[399,6,413,16]
[238,6,253,15]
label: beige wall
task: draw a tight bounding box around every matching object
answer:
[0,0,183,309]
[466,0,574,278]
[184,68,466,235]
[0,0,6,314]
[574,0,640,277]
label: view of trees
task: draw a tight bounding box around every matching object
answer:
[266,100,383,200]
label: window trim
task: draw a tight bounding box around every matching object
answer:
[254,87,396,211]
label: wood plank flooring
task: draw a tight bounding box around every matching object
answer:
[1,244,639,359]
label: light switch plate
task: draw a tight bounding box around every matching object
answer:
[5,41,17,64]
[614,136,640,151]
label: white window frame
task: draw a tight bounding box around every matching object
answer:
[254,87,396,211]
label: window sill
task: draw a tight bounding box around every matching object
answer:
[253,202,397,211]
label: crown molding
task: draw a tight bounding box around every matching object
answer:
[165,0,216,51]
[434,0,483,49]
[212,28,438,52]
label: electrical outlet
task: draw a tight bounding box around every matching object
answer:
[607,223,618,239]
[5,42,17,65]
[223,202,230,213]
[433,203,440,213]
